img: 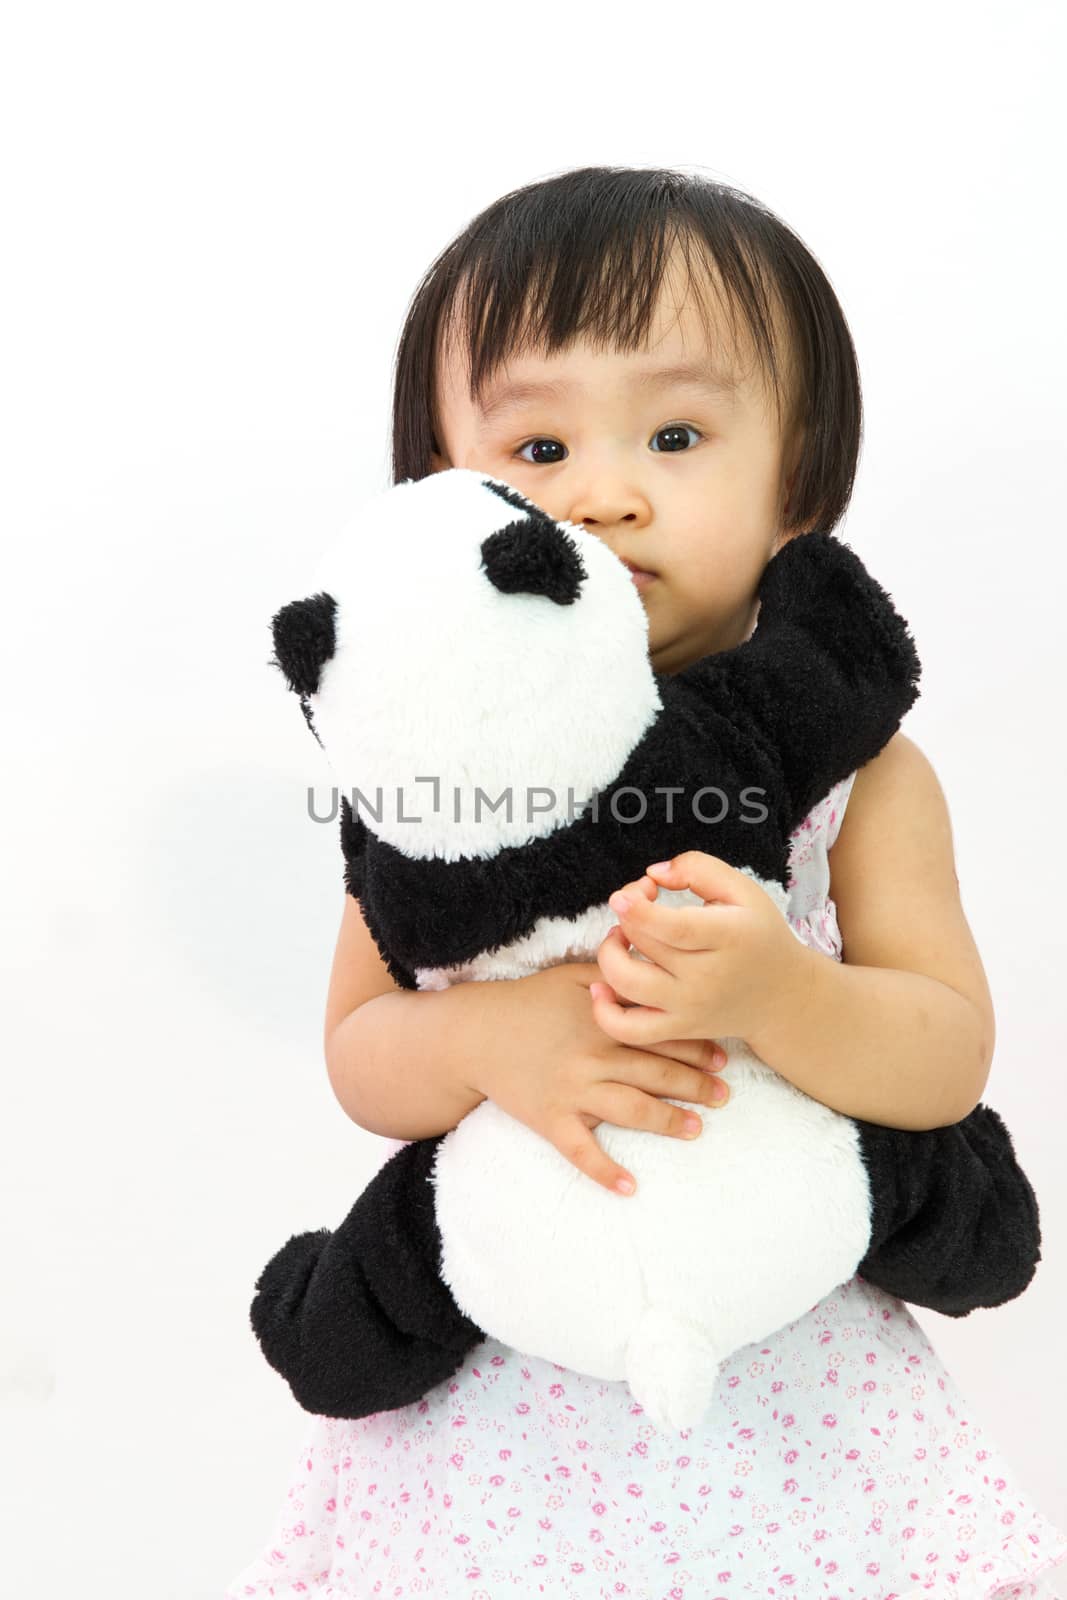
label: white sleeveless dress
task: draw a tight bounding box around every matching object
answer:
[225,772,1067,1600]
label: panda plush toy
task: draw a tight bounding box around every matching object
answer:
[252,467,1041,1433]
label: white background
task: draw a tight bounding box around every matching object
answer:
[3,1,1065,1593]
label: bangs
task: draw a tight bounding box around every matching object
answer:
[393,166,861,535]
[433,207,790,437]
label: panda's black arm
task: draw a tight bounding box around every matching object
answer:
[671,531,922,833]
[854,1104,1042,1315]
[249,1136,486,1419]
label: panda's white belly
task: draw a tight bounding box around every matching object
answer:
[424,878,875,1384]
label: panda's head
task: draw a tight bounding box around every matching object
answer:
[270,468,661,860]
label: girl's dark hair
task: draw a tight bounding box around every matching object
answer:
[390,165,862,535]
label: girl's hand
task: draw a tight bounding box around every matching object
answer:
[470,961,731,1199]
[591,852,807,1049]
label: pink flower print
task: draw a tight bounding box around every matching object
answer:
[324,1497,336,1512]
[549,1383,565,1398]
[498,1448,511,1460]
[626,1482,644,1498]
[593,1502,607,1516]
[821,1413,838,1428]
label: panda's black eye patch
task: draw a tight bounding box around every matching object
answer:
[480,518,587,606]
[269,591,338,697]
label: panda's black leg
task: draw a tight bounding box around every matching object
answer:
[250,1136,486,1418]
[855,1105,1041,1316]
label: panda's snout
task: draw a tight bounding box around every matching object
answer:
[480,516,587,606]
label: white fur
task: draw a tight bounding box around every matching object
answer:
[310,469,662,858]
[426,879,875,1434]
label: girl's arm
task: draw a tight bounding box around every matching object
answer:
[324,893,492,1140]
[747,731,996,1131]
[324,892,726,1184]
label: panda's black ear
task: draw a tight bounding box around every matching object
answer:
[269,592,338,697]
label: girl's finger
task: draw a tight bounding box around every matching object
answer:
[597,926,674,1006]
[612,888,737,954]
[589,980,676,1047]
[605,914,687,977]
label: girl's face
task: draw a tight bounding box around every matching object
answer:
[430,268,807,677]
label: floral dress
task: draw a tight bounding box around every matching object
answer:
[225,771,1067,1600]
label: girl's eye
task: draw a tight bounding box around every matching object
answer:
[513,423,704,465]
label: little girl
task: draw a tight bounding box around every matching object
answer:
[226,166,1067,1598]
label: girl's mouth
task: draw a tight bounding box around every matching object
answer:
[620,559,658,589]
